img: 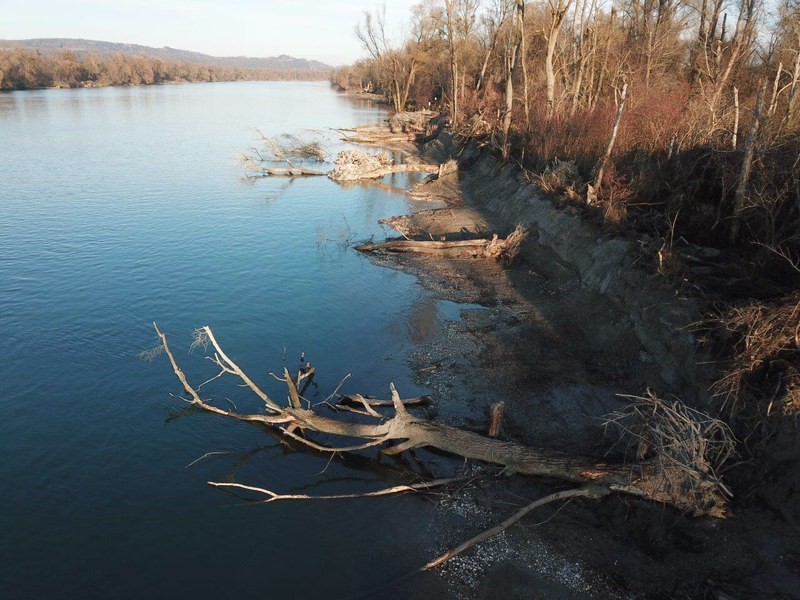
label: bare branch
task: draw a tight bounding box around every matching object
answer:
[208,476,470,503]
[200,326,282,413]
[422,487,602,571]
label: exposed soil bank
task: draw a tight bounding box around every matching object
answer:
[355,122,800,599]
[421,134,710,396]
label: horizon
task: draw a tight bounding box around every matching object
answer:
[0,1,419,67]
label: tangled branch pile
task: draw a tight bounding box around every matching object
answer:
[605,391,736,514]
[238,130,331,177]
[712,293,800,416]
[327,149,392,181]
[483,224,527,262]
[273,134,328,162]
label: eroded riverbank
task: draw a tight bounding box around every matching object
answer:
[352,115,800,599]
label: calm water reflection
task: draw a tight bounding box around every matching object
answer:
[0,82,457,598]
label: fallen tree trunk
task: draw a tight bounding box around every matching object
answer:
[327,148,440,182]
[338,113,435,146]
[253,167,327,177]
[153,324,730,517]
[339,394,433,408]
[244,142,441,182]
[329,162,442,181]
[356,226,527,262]
[341,133,419,145]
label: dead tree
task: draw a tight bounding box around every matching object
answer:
[588,81,628,202]
[501,1,525,158]
[152,323,732,519]
[240,130,329,177]
[356,5,434,112]
[730,78,767,242]
[356,226,527,261]
[545,0,574,118]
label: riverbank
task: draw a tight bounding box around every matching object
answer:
[0,47,328,91]
[353,114,800,598]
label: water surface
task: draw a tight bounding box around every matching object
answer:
[0,82,456,598]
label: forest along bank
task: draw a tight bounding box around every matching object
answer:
[348,111,800,599]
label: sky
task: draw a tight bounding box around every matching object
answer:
[0,0,420,66]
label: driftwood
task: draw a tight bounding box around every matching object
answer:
[329,161,442,182]
[341,133,419,145]
[328,149,440,182]
[339,112,436,146]
[356,225,528,262]
[254,167,327,177]
[241,122,443,182]
[242,131,330,178]
[153,324,729,518]
[245,146,440,182]
[339,394,433,408]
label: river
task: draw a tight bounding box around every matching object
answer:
[0,82,460,598]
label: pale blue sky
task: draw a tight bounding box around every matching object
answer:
[0,0,419,65]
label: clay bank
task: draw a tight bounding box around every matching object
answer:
[345,113,798,599]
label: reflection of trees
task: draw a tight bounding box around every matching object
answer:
[406,292,441,345]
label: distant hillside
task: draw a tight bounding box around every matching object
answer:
[0,38,331,72]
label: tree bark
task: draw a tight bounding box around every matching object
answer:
[591,81,628,195]
[446,0,460,127]
[518,0,530,125]
[730,78,767,242]
[546,0,573,118]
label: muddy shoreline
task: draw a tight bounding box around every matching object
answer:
[352,117,800,599]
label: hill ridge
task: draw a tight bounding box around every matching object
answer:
[0,38,331,71]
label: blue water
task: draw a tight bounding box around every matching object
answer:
[0,82,455,598]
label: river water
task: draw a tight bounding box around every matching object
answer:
[0,82,460,598]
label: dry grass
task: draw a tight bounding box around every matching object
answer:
[497,224,527,263]
[533,158,580,194]
[711,292,800,416]
[605,390,736,515]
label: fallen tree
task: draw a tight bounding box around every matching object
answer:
[336,112,438,146]
[242,143,441,182]
[327,149,440,182]
[240,130,330,178]
[250,166,327,177]
[153,323,732,524]
[356,225,528,262]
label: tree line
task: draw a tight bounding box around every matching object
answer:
[333,0,800,252]
[0,48,328,91]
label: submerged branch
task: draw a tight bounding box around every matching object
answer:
[209,476,470,503]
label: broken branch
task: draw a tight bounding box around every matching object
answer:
[208,476,470,503]
[422,486,603,571]
[356,225,527,262]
